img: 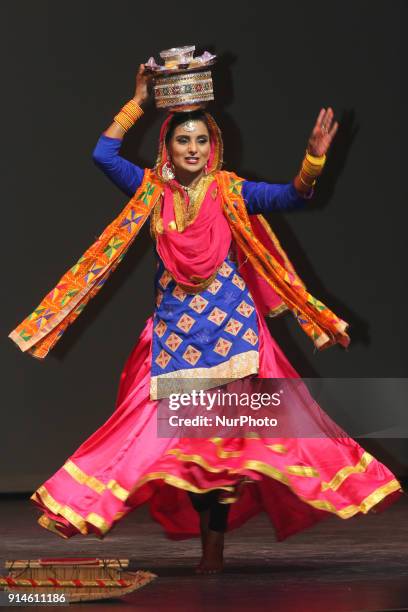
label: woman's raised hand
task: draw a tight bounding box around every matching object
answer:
[307,107,339,157]
[133,63,153,106]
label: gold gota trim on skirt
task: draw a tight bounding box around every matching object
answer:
[63,459,129,502]
[52,448,399,515]
[63,460,105,494]
[166,449,291,486]
[321,451,374,492]
[33,463,403,539]
[165,448,319,487]
[31,485,111,535]
[303,479,403,518]
[38,514,69,539]
[266,443,289,454]
[232,460,403,519]
[33,475,235,540]
[165,449,232,473]
[286,465,320,478]
[37,474,391,538]
[208,437,242,458]
[208,438,289,458]
[127,471,235,497]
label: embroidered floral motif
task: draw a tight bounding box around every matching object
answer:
[176,313,196,332]
[172,285,187,302]
[188,294,209,314]
[213,337,232,357]
[232,274,246,290]
[154,319,167,337]
[182,345,201,365]
[236,300,255,318]
[242,327,258,345]
[207,307,228,325]
[159,270,172,289]
[206,278,223,295]
[155,349,171,369]
[224,317,243,336]
[218,261,233,278]
[165,332,183,352]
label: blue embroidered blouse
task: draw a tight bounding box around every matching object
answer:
[92,135,307,398]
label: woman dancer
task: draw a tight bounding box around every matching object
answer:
[18,64,402,574]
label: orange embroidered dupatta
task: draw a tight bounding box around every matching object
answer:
[8,167,349,359]
[216,172,350,350]
[8,171,162,359]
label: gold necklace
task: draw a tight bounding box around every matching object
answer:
[174,174,214,231]
[150,174,215,238]
[180,176,203,206]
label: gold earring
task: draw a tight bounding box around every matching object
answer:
[162,160,175,180]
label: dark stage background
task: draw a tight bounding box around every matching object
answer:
[2,1,407,490]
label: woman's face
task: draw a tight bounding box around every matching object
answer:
[167,120,211,176]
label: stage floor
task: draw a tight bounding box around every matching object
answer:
[0,493,407,612]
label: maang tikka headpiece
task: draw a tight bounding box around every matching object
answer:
[183,120,197,131]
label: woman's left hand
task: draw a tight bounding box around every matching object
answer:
[307,107,339,157]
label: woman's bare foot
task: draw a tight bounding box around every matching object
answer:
[195,529,224,575]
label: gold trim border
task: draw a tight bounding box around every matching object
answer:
[233,460,403,519]
[63,460,129,502]
[150,349,259,399]
[161,448,404,518]
[33,450,404,540]
[31,485,109,536]
[321,451,374,492]
[32,472,236,539]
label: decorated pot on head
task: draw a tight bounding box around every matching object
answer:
[145,45,216,112]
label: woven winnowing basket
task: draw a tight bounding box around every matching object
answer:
[1,558,157,603]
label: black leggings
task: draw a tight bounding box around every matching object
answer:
[188,490,230,533]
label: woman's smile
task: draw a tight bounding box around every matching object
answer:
[185,156,199,164]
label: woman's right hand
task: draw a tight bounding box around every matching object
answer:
[133,63,152,106]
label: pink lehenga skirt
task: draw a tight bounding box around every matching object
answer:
[30,309,404,541]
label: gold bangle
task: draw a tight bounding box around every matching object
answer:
[303,157,324,169]
[305,150,326,166]
[115,112,133,125]
[113,115,132,131]
[302,163,323,178]
[122,98,144,117]
[113,99,144,133]
[300,154,326,181]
